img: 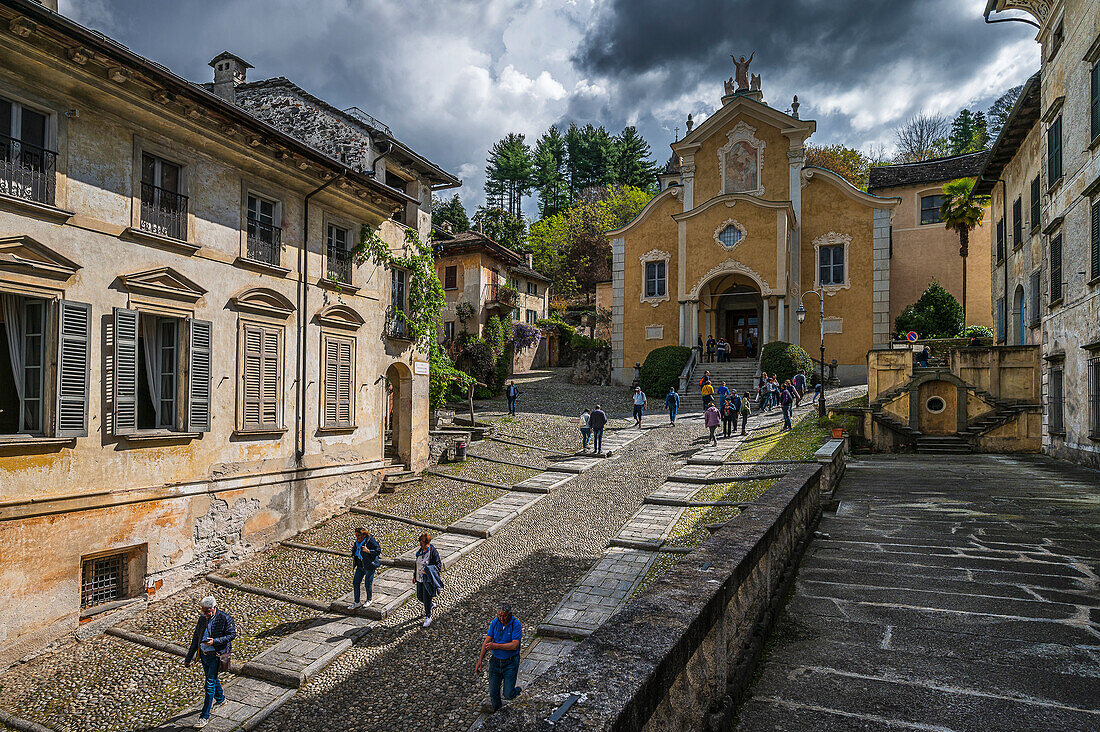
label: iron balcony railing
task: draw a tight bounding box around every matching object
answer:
[140,181,188,240]
[385,307,411,340]
[486,283,519,308]
[246,219,282,266]
[327,245,353,285]
[0,134,57,205]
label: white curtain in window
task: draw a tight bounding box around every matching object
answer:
[1,294,24,404]
[140,314,160,423]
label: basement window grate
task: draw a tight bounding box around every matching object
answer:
[81,553,125,609]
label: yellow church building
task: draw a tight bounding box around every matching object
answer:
[609,68,901,387]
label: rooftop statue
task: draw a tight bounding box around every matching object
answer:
[731,51,754,91]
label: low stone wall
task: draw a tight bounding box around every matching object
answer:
[814,437,848,494]
[482,463,825,732]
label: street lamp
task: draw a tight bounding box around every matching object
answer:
[796,288,827,417]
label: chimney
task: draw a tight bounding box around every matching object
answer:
[208,51,253,103]
[526,253,533,268]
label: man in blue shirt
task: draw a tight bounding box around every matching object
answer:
[475,602,523,713]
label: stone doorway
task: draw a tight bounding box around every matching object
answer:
[725,308,759,359]
[384,361,414,467]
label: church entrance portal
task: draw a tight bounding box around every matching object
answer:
[725,309,759,358]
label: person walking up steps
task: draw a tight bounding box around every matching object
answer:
[589,404,608,455]
[739,389,751,435]
[721,399,735,438]
[716,381,729,414]
[665,386,680,424]
[475,602,523,714]
[414,533,443,627]
[349,526,381,609]
[700,379,715,409]
[505,381,520,416]
[704,402,721,445]
[780,380,793,431]
[579,409,592,452]
[184,596,236,729]
[632,387,647,428]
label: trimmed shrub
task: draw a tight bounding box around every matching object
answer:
[961,325,994,339]
[760,341,813,383]
[569,333,609,350]
[640,346,691,397]
[894,280,964,339]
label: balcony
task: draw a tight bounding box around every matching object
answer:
[246,219,282,266]
[385,307,412,341]
[486,283,519,309]
[140,182,188,241]
[327,245,353,285]
[0,135,57,205]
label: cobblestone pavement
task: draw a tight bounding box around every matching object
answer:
[735,454,1100,731]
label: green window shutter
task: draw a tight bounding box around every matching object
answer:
[56,300,90,438]
[242,324,262,428]
[113,307,139,435]
[1091,202,1100,282]
[188,319,212,432]
[1050,235,1062,303]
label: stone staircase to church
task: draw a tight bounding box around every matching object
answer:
[688,359,759,396]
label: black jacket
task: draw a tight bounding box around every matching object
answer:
[352,535,382,568]
[589,409,608,430]
[186,610,236,664]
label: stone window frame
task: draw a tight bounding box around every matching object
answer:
[713,218,748,252]
[320,209,359,292]
[917,189,945,226]
[639,248,671,307]
[717,121,766,197]
[129,135,196,250]
[1048,361,1065,436]
[319,329,356,432]
[238,179,287,273]
[235,318,286,435]
[813,232,851,295]
[0,83,65,210]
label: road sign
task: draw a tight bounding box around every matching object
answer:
[906,331,919,343]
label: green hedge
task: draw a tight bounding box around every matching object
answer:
[760,341,813,383]
[640,346,691,397]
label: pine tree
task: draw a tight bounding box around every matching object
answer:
[532,126,570,218]
[565,124,616,197]
[970,111,989,151]
[948,109,976,156]
[613,126,658,192]
[432,194,469,233]
[484,133,534,218]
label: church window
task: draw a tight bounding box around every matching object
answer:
[920,194,944,225]
[645,261,666,298]
[819,245,845,287]
[718,225,743,248]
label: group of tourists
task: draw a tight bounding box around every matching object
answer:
[755,370,818,430]
[698,370,752,445]
[578,404,609,454]
[184,527,527,726]
[698,333,754,361]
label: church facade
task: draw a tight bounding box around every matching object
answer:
[610,76,901,386]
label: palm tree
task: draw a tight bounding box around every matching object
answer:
[939,178,990,323]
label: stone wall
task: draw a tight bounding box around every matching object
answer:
[571,348,612,386]
[482,464,824,732]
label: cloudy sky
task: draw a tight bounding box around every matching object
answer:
[61,0,1038,216]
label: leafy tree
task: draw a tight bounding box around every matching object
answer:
[805,144,873,190]
[613,126,658,192]
[565,123,616,196]
[988,85,1023,140]
[894,280,965,339]
[472,206,527,251]
[532,126,570,218]
[939,177,990,319]
[432,193,469,233]
[484,133,533,217]
[894,113,951,163]
[971,111,989,151]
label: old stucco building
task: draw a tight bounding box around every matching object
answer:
[610,72,901,386]
[868,151,993,330]
[977,0,1100,468]
[0,0,455,660]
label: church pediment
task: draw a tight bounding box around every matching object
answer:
[229,287,295,319]
[118,267,206,302]
[0,235,81,280]
[673,93,815,155]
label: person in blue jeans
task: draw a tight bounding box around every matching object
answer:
[589,405,608,454]
[780,380,793,431]
[184,596,236,729]
[665,387,680,424]
[349,526,381,609]
[505,381,520,416]
[631,387,647,428]
[475,602,523,713]
[579,409,592,451]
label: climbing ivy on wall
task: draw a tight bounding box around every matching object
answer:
[354,225,443,350]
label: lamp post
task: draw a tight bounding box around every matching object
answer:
[796,289,827,417]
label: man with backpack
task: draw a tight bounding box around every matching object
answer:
[665,387,680,424]
[738,389,750,435]
[780,380,794,431]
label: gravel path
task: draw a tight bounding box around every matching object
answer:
[256,412,707,730]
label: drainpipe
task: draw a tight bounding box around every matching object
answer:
[296,173,342,464]
[999,178,1009,345]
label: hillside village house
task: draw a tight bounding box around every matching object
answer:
[435,230,551,369]
[610,69,902,387]
[867,151,993,330]
[0,0,455,660]
[977,0,1100,468]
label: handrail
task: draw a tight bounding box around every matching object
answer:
[679,346,700,394]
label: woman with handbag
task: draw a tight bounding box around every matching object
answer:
[350,526,381,609]
[184,596,236,729]
[414,533,444,627]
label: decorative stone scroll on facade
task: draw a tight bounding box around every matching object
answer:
[687,258,775,300]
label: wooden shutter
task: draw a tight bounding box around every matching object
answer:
[323,335,353,428]
[242,324,262,428]
[188,318,212,432]
[56,300,90,438]
[261,328,280,427]
[1091,202,1100,283]
[324,336,339,427]
[336,338,352,426]
[113,308,139,435]
[1050,235,1062,303]
[1030,271,1041,326]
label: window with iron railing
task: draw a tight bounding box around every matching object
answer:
[140,153,187,240]
[81,553,126,609]
[246,194,281,266]
[326,224,352,284]
[0,98,56,205]
[385,307,411,340]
